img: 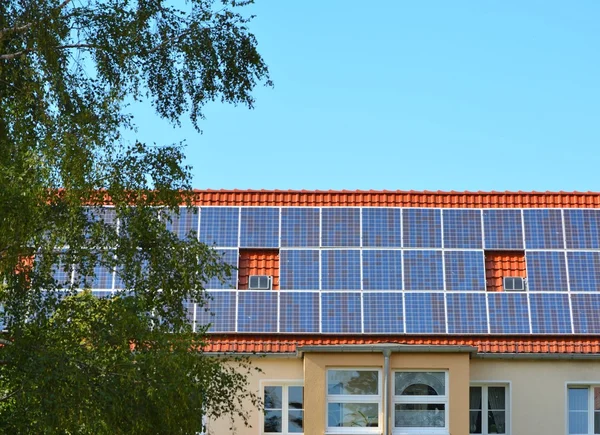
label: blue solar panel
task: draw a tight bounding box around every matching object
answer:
[91,290,115,299]
[523,209,564,249]
[564,210,600,249]
[362,208,402,247]
[444,251,485,291]
[237,291,278,332]
[526,251,568,291]
[442,209,482,249]
[403,208,442,248]
[240,208,279,248]
[362,250,402,290]
[183,299,195,325]
[196,291,237,332]
[321,208,360,247]
[279,250,320,290]
[321,292,361,333]
[568,252,600,292]
[49,254,73,288]
[483,210,523,250]
[83,207,118,240]
[203,249,238,289]
[403,250,443,290]
[363,293,403,333]
[404,292,446,334]
[529,293,572,334]
[321,250,361,290]
[446,293,487,334]
[279,292,319,333]
[487,293,530,334]
[281,208,320,247]
[75,259,114,289]
[199,207,239,247]
[571,294,600,334]
[163,207,199,240]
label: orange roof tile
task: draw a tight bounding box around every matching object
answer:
[192,190,600,208]
[204,335,600,355]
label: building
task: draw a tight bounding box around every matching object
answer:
[185,190,600,435]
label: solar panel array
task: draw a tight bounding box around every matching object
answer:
[65,207,600,335]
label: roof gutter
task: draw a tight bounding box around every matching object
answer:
[296,343,478,358]
[475,353,600,360]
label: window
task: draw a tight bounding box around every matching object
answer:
[263,383,304,434]
[326,369,381,433]
[470,385,508,434]
[394,371,448,434]
[568,386,600,434]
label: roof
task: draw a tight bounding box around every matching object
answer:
[192,189,600,208]
[204,335,600,356]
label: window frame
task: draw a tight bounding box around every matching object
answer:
[393,370,449,435]
[469,383,510,435]
[260,380,305,435]
[325,368,382,435]
[567,383,600,435]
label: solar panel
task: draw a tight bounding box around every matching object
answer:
[529,293,572,334]
[321,250,361,290]
[446,293,487,333]
[91,290,115,299]
[404,292,446,334]
[183,299,195,325]
[564,209,600,249]
[363,293,404,333]
[199,207,239,247]
[203,249,238,289]
[75,260,114,289]
[240,207,279,248]
[196,291,237,332]
[279,250,320,290]
[163,207,199,240]
[362,208,402,247]
[442,209,482,249]
[48,253,73,288]
[526,251,568,291]
[362,250,402,290]
[483,210,523,250]
[321,208,360,247]
[403,208,442,248]
[237,291,278,333]
[279,292,319,333]
[444,251,486,291]
[567,252,600,292]
[571,294,600,334]
[280,208,320,247]
[523,209,564,249]
[487,293,530,334]
[403,250,444,290]
[321,292,361,333]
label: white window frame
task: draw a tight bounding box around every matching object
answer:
[469,383,510,435]
[325,368,382,435]
[567,383,600,435]
[260,380,304,435]
[393,370,449,435]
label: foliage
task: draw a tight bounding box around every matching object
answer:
[0,0,270,433]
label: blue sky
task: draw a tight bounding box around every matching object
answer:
[130,1,600,191]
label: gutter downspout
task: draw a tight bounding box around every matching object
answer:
[383,349,391,435]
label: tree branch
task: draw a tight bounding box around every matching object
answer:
[0,338,12,346]
[0,388,21,403]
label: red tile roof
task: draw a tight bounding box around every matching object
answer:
[204,335,600,355]
[192,190,600,208]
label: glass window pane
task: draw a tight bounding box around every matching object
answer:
[289,386,303,409]
[395,372,445,396]
[488,387,506,411]
[327,370,379,395]
[470,410,482,434]
[327,403,379,428]
[395,403,445,428]
[570,388,589,411]
[569,411,588,434]
[488,410,506,434]
[289,410,304,433]
[595,387,600,411]
[470,387,482,409]
[264,386,282,409]
[264,410,282,432]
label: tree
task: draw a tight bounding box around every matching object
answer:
[0,1,271,433]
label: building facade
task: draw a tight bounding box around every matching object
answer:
[185,190,600,435]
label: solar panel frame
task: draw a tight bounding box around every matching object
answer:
[567,251,600,292]
[483,209,524,250]
[240,207,280,248]
[403,208,442,248]
[279,292,320,333]
[363,292,404,333]
[529,293,572,334]
[320,292,362,333]
[571,293,600,334]
[196,291,237,333]
[446,293,488,334]
[321,208,361,247]
[362,250,403,290]
[403,250,444,290]
[199,207,240,247]
[162,207,199,240]
[362,208,402,247]
[523,209,564,249]
[279,250,320,290]
[321,249,361,290]
[280,208,320,247]
[444,250,486,291]
[237,291,278,333]
[442,209,483,249]
[526,251,568,291]
[487,292,530,334]
[564,209,600,249]
[202,249,239,290]
[404,292,446,334]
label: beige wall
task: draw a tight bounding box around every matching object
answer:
[471,358,600,435]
